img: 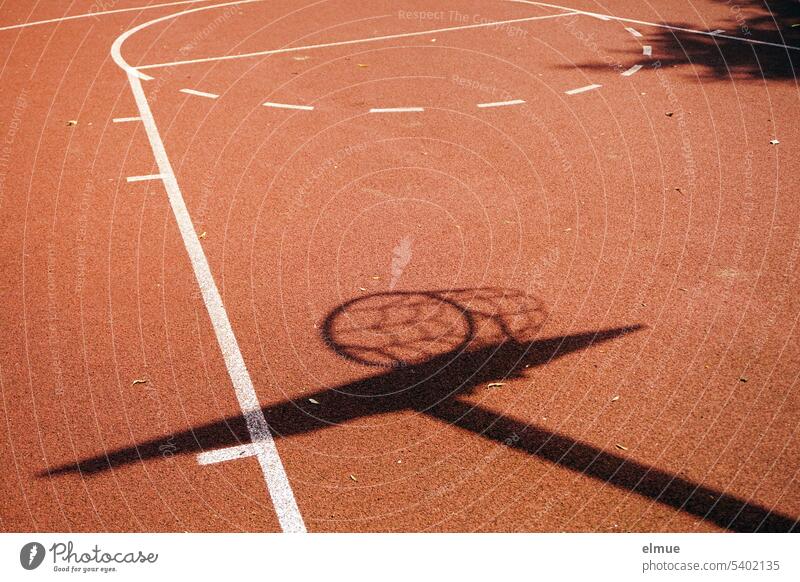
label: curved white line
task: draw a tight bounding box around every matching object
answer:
[0,0,218,32]
[110,0,266,79]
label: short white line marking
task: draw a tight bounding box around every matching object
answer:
[625,26,643,37]
[126,173,166,182]
[477,99,526,108]
[510,1,800,51]
[621,64,643,77]
[369,107,424,113]
[136,11,576,70]
[711,29,725,35]
[565,83,602,95]
[263,101,314,111]
[0,0,217,32]
[123,70,305,533]
[197,443,258,465]
[180,88,219,99]
[643,45,652,56]
[113,116,142,123]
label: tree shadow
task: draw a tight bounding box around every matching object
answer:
[42,287,797,532]
[570,1,799,80]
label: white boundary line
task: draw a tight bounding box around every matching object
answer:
[135,11,576,70]
[122,70,306,533]
[477,99,526,108]
[511,0,800,51]
[0,0,217,32]
[113,116,142,123]
[369,107,424,113]
[565,83,602,95]
[624,26,643,38]
[263,101,314,110]
[180,88,219,98]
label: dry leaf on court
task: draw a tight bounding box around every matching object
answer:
[487,382,505,388]
[349,474,358,481]
[615,443,628,451]
[308,398,320,405]
[132,379,147,385]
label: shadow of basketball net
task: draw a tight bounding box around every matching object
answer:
[44,287,797,531]
[321,288,548,372]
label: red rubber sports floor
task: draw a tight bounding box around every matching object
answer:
[1,0,799,532]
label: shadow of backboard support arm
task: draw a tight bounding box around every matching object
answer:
[41,323,798,532]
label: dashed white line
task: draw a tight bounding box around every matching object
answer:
[180,88,219,99]
[477,99,526,108]
[113,116,142,123]
[621,64,644,77]
[565,83,602,95]
[197,443,258,465]
[126,173,166,182]
[625,26,643,37]
[643,45,652,56]
[369,107,425,113]
[263,101,314,111]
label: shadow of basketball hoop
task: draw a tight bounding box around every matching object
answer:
[41,287,798,532]
[321,288,547,370]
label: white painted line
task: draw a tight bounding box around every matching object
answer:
[621,64,644,77]
[369,107,424,113]
[0,0,219,32]
[565,83,602,95]
[643,45,652,56]
[591,14,610,21]
[180,88,219,99]
[136,11,577,70]
[710,29,725,35]
[625,26,643,37]
[477,99,526,108]
[121,70,305,533]
[197,443,258,465]
[510,1,800,51]
[126,173,166,182]
[263,101,314,111]
[111,0,268,80]
[113,116,142,123]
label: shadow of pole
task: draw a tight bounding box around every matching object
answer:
[41,288,798,532]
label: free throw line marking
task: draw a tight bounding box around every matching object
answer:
[621,64,643,76]
[197,443,258,465]
[180,88,219,99]
[127,173,166,182]
[136,11,576,70]
[263,101,314,110]
[565,83,602,95]
[477,99,526,108]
